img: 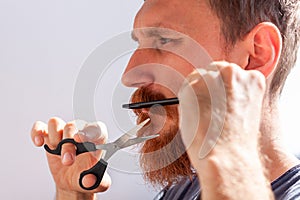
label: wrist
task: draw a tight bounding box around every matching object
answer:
[56,188,96,200]
[195,146,273,199]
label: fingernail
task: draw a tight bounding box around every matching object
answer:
[62,153,73,164]
[34,136,42,145]
[81,123,103,140]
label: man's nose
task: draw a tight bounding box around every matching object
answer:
[122,48,156,88]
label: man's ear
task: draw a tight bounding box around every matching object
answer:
[245,22,282,78]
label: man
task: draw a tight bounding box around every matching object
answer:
[31,0,300,199]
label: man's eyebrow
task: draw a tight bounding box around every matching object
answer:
[146,29,169,37]
[131,27,179,41]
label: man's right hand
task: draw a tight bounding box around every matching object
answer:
[31,117,111,200]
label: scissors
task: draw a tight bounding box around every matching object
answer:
[44,119,158,190]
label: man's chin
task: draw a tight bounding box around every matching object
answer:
[139,125,194,188]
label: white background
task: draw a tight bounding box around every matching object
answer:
[0,0,299,199]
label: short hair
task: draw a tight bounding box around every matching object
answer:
[207,0,300,98]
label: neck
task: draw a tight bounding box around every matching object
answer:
[260,97,300,182]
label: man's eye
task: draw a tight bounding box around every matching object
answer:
[159,37,172,45]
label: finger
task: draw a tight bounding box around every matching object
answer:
[31,121,48,147]
[77,121,108,144]
[178,71,202,148]
[76,121,108,160]
[208,61,234,71]
[47,117,66,148]
[247,70,266,91]
[61,121,77,166]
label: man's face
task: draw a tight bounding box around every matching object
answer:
[122,0,228,93]
[121,0,231,187]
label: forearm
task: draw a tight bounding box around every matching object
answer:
[56,188,96,200]
[196,147,274,200]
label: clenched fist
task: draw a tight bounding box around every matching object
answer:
[178,61,272,199]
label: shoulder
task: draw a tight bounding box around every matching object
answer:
[272,164,300,200]
[154,175,200,200]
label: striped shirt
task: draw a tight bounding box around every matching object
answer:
[154,165,300,200]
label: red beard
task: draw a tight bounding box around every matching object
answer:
[131,86,193,188]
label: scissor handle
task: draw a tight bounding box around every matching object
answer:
[44,138,97,155]
[79,159,108,190]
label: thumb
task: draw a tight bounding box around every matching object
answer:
[77,121,108,144]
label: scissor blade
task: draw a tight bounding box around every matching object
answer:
[101,145,120,161]
[121,134,160,149]
[126,118,150,137]
[97,119,151,161]
[95,143,113,150]
[113,118,150,146]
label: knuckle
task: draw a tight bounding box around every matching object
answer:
[219,63,245,85]
[220,66,235,84]
[64,122,76,132]
[186,69,202,83]
[249,71,266,91]
[220,65,234,77]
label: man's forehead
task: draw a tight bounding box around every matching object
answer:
[134,0,208,28]
[133,0,216,43]
[135,0,186,30]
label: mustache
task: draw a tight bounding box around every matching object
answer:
[131,86,167,104]
[130,86,168,123]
